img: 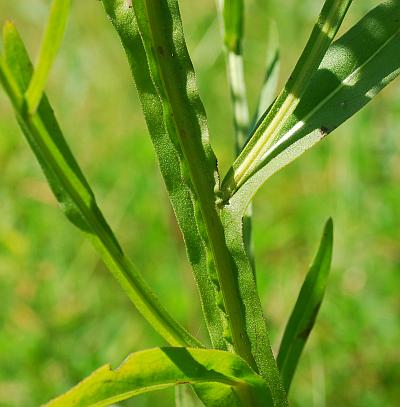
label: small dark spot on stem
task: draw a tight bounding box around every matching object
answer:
[157,46,165,56]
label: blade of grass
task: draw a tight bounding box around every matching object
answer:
[25,0,71,114]
[277,218,334,392]
[222,0,353,199]
[45,347,272,407]
[0,21,200,349]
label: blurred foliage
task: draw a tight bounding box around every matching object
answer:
[0,0,399,406]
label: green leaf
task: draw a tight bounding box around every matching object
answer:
[223,0,400,213]
[219,0,249,153]
[277,218,334,392]
[222,0,353,200]
[44,348,272,407]
[253,20,280,125]
[101,0,228,352]
[222,0,244,53]
[175,385,204,407]
[101,2,287,404]
[0,21,200,349]
[101,0,255,361]
[25,0,71,114]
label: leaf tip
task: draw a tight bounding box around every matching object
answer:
[2,19,17,39]
[325,217,333,234]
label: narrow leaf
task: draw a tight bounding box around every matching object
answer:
[45,348,272,407]
[225,0,400,214]
[0,22,200,349]
[219,0,250,152]
[277,218,334,392]
[101,2,287,404]
[253,20,280,125]
[222,0,244,53]
[101,0,228,352]
[25,0,71,113]
[222,0,353,199]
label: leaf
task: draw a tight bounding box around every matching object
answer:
[219,0,249,152]
[175,385,204,407]
[101,0,229,352]
[25,0,71,113]
[0,21,200,349]
[102,0,254,360]
[253,20,280,125]
[221,0,353,200]
[44,348,272,407]
[225,0,400,214]
[277,218,334,392]
[222,0,244,53]
[101,2,287,404]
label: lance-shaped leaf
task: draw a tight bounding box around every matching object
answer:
[277,218,333,392]
[219,0,250,152]
[102,0,255,361]
[218,0,256,274]
[252,20,280,126]
[221,0,353,200]
[101,0,229,352]
[0,22,200,349]
[25,0,71,114]
[101,2,287,404]
[224,0,400,213]
[45,348,272,407]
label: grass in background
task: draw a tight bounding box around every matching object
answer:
[0,0,399,405]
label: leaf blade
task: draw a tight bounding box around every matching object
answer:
[226,0,400,213]
[222,0,353,199]
[25,0,71,113]
[277,218,334,392]
[101,0,228,352]
[1,21,200,349]
[44,347,272,407]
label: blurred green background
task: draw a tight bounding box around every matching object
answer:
[0,0,399,406]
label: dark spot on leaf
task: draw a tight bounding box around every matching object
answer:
[320,126,330,137]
